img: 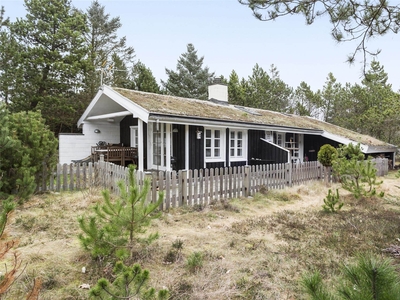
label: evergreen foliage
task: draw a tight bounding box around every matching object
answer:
[78,165,163,260]
[332,143,382,199]
[8,0,89,133]
[84,0,135,96]
[0,107,58,201]
[245,64,292,111]
[131,61,161,93]
[228,70,245,105]
[317,144,337,167]
[239,0,400,67]
[162,43,215,100]
[302,253,400,299]
[90,261,169,299]
[293,81,322,118]
[322,189,343,213]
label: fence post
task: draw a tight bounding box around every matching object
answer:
[287,163,292,187]
[181,170,187,206]
[243,165,251,197]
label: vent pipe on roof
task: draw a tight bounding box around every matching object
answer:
[208,77,228,103]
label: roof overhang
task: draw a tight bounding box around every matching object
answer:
[77,85,149,127]
[148,113,323,135]
[322,131,397,154]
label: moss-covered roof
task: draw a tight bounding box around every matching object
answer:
[113,87,394,148]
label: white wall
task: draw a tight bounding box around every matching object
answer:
[59,121,120,164]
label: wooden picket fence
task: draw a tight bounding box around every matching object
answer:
[38,160,326,209]
[38,158,389,210]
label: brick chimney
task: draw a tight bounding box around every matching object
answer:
[208,77,228,103]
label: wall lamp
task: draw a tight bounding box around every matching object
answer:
[94,129,101,134]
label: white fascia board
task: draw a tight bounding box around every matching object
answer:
[103,86,149,122]
[77,86,149,127]
[77,88,104,127]
[321,131,396,154]
[149,114,323,134]
[86,111,132,121]
[260,138,290,153]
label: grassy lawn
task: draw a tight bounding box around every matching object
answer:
[3,172,400,299]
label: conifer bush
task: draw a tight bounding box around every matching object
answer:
[0,106,58,201]
[78,165,164,260]
[332,143,382,198]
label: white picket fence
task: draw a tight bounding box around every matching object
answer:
[38,158,388,210]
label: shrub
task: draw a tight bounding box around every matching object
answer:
[0,106,58,201]
[186,251,204,273]
[78,165,163,260]
[317,144,337,167]
[90,261,169,299]
[332,143,382,198]
[322,189,344,213]
[301,253,400,299]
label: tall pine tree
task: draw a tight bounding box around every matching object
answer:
[84,0,135,97]
[8,0,89,133]
[131,61,161,93]
[162,43,214,100]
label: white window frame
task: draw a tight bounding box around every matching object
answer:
[276,132,285,147]
[229,130,247,161]
[149,122,171,170]
[130,126,138,147]
[204,128,225,162]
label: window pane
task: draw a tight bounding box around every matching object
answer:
[238,131,242,139]
[206,129,211,137]
[230,140,235,147]
[206,149,211,157]
[215,130,220,138]
[237,140,242,147]
[214,149,220,157]
[231,131,235,138]
[237,149,242,156]
[230,149,234,156]
[215,140,220,147]
[206,139,211,147]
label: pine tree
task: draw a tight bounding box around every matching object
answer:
[84,0,135,96]
[162,43,214,100]
[8,0,89,133]
[90,262,169,300]
[0,109,58,201]
[78,165,163,260]
[131,61,161,93]
[228,70,245,105]
[245,64,292,111]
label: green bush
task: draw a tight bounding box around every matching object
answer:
[317,144,337,167]
[322,189,344,213]
[186,251,204,273]
[301,253,400,299]
[332,143,382,198]
[0,106,58,201]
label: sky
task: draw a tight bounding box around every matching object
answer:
[2,0,400,92]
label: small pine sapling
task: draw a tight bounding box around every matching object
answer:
[90,261,169,299]
[322,188,344,213]
[332,143,383,198]
[78,165,164,260]
[302,253,400,299]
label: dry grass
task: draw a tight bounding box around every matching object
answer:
[3,173,400,299]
